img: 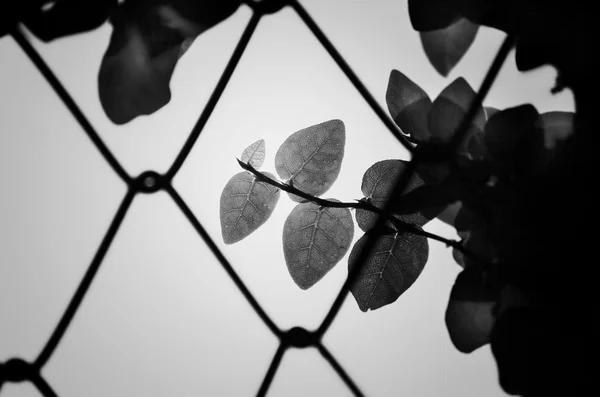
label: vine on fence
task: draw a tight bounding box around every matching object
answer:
[1,0,594,396]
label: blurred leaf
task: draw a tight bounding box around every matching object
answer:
[386,70,432,141]
[529,111,575,172]
[408,0,512,33]
[22,0,117,42]
[538,111,574,149]
[275,119,345,202]
[436,201,462,226]
[484,105,539,169]
[391,178,462,219]
[452,229,469,267]
[485,106,501,119]
[407,0,458,31]
[490,306,561,396]
[282,201,354,290]
[393,159,492,221]
[452,206,495,268]
[98,0,240,124]
[356,159,437,231]
[428,77,486,148]
[420,18,479,77]
[446,268,498,353]
[349,229,429,312]
[220,171,280,244]
[241,139,266,169]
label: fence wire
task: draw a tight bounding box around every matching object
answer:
[0,0,513,395]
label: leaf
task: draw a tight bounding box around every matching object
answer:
[452,230,469,267]
[408,0,459,31]
[355,160,437,231]
[349,230,429,312]
[445,268,498,353]
[420,18,479,77]
[386,70,432,141]
[241,139,266,169]
[435,201,463,226]
[485,106,501,120]
[98,0,240,124]
[452,206,494,268]
[428,77,486,149]
[220,171,280,244]
[282,201,354,290]
[484,104,539,169]
[528,111,574,172]
[22,0,117,42]
[537,111,574,149]
[275,119,345,202]
[408,0,512,33]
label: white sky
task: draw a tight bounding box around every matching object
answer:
[0,1,573,396]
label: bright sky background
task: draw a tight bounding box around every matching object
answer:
[0,1,573,396]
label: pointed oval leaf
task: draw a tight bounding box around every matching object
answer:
[420,18,479,77]
[428,77,486,146]
[282,201,354,290]
[220,171,280,244]
[349,230,429,312]
[275,120,345,202]
[386,70,432,141]
[355,159,437,231]
[445,268,498,353]
[241,139,266,169]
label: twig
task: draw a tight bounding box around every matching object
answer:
[237,159,488,266]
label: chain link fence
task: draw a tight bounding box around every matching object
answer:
[0,1,511,395]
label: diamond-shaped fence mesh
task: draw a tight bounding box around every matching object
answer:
[0,0,513,395]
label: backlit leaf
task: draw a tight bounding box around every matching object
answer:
[349,230,429,311]
[355,159,438,231]
[445,268,498,353]
[420,18,479,77]
[282,201,354,290]
[275,120,345,202]
[98,0,240,124]
[220,171,280,244]
[241,139,266,169]
[428,77,486,147]
[386,70,432,141]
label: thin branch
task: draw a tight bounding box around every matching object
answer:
[237,159,488,266]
